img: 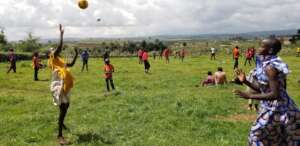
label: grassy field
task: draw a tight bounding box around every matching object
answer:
[0,54,299,146]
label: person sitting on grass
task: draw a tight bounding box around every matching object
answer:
[234,37,300,145]
[48,24,78,145]
[202,71,215,86]
[7,48,17,74]
[103,58,115,92]
[142,49,151,73]
[214,67,227,85]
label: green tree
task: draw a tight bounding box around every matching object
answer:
[17,32,41,52]
[0,28,10,51]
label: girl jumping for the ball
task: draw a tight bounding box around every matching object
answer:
[48,24,78,145]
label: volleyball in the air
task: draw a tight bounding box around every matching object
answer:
[78,0,88,9]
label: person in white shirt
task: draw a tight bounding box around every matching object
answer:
[210,47,216,60]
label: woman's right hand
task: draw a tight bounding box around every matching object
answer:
[235,69,246,83]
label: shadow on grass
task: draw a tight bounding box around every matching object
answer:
[76,132,115,145]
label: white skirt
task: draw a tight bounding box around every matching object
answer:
[50,70,70,106]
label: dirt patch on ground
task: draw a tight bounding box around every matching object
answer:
[212,113,257,122]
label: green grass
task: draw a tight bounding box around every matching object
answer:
[0,54,299,146]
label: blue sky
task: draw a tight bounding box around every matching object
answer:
[1,0,300,41]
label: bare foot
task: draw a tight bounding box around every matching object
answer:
[57,136,70,145]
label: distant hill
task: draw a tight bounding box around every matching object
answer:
[39,29,298,43]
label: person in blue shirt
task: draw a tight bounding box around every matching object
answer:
[81,49,89,72]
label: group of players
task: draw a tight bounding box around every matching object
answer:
[4,24,300,145]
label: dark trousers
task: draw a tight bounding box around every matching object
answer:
[180,56,185,62]
[144,60,150,72]
[34,67,39,81]
[244,58,252,66]
[81,60,88,72]
[7,62,16,73]
[211,53,216,60]
[234,58,239,69]
[58,103,69,137]
[105,78,115,91]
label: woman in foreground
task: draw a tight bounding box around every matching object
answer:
[234,38,300,145]
[48,24,78,145]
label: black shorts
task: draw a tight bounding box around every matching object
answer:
[144,60,150,69]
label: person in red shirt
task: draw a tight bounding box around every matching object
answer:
[244,48,252,66]
[137,49,143,64]
[32,52,41,81]
[163,47,170,64]
[103,59,115,91]
[180,42,187,62]
[142,49,151,73]
[250,47,256,61]
[233,46,240,69]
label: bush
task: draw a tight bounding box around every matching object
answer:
[0,52,47,62]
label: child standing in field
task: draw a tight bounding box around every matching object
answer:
[210,47,216,60]
[7,48,17,74]
[234,38,300,145]
[48,24,78,145]
[233,46,240,69]
[244,48,252,66]
[163,47,171,64]
[250,47,256,61]
[32,52,41,81]
[180,42,187,62]
[153,49,157,60]
[142,50,151,73]
[81,49,89,72]
[103,59,115,91]
[138,49,143,64]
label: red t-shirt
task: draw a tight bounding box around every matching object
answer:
[233,48,239,59]
[103,64,114,79]
[142,52,148,61]
[138,50,143,57]
[164,49,170,57]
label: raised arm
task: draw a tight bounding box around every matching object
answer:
[54,24,64,58]
[66,48,78,67]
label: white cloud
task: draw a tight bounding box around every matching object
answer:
[0,0,300,41]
